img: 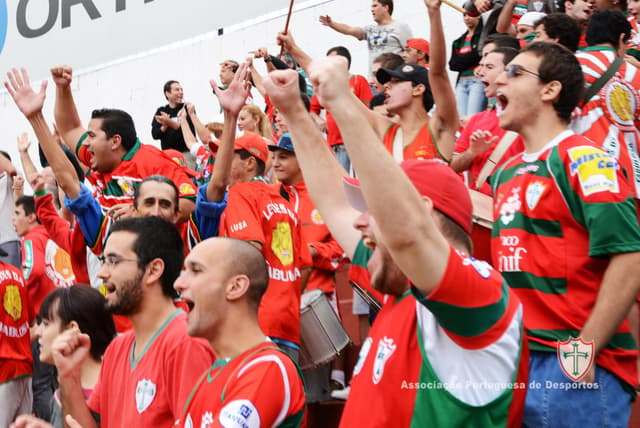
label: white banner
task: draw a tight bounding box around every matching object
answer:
[0,0,295,81]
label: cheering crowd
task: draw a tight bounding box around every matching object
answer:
[2,0,640,426]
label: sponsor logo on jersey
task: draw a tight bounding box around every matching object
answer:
[556,337,594,382]
[117,178,136,197]
[22,241,33,280]
[353,337,372,376]
[373,337,396,384]
[218,400,260,428]
[499,187,522,226]
[201,411,214,428]
[180,182,196,196]
[135,379,156,413]
[568,146,619,196]
[271,222,294,266]
[600,76,639,132]
[310,209,324,225]
[230,220,248,233]
[3,284,22,321]
[525,181,545,210]
[45,240,75,288]
[497,234,527,272]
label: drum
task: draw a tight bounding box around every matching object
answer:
[299,289,350,370]
[469,189,493,263]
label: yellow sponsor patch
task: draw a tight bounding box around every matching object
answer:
[179,183,196,195]
[3,285,22,322]
[271,222,294,266]
[567,146,619,196]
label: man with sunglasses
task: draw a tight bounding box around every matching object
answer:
[491,41,640,427]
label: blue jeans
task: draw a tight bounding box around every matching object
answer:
[332,144,351,174]
[524,351,632,428]
[455,77,487,118]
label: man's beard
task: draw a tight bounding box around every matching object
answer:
[105,270,145,316]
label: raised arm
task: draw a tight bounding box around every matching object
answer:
[206,62,253,202]
[17,133,39,186]
[496,0,517,35]
[425,0,459,159]
[277,30,392,137]
[185,103,213,145]
[319,15,364,39]
[309,56,451,293]
[178,106,198,151]
[6,68,82,199]
[51,66,86,154]
[263,69,361,258]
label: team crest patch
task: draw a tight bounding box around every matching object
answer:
[373,337,396,384]
[525,181,545,210]
[402,65,414,73]
[354,337,372,376]
[3,285,22,321]
[135,379,156,413]
[499,187,522,226]
[568,146,619,196]
[271,222,294,266]
[218,400,260,428]
[557,337,595,382]
[311,209,324,225]
[599,76,639,132]
[180,182,196,195]
[117,179,136,197]
[462,255,492,279]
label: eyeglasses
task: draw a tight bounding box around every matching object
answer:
[505,64,541,79]
[97,255,139,268]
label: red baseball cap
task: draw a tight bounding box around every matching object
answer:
[406,38,430,55]
[343,160,472,234]
[208,131,269,164]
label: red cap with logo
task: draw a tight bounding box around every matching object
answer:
[343,160,472,234]
[207,131,269,164]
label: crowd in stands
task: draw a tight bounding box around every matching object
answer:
[2,0,640,427]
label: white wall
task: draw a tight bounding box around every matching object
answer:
[0,0,467,183]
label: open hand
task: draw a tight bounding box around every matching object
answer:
[5,68,47,119]
[211,61,252,115]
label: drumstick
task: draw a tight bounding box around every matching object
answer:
[442,0,466,14]
[279,0,296,57]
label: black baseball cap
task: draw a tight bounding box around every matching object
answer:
[376,63,429,87]
[0,247,8,257]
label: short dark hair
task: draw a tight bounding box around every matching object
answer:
[415,75,434,112]
[91,109,138,151]
[586,10,631,48]
[39,285,116,361]
[378,0,394,15]
[535,13,581,52]
[491,47,520,65]
[0,150,11,162]
[520,42,584,123]
[434,211,472,255]
[133,175,179,214]
[109,217,184,299]
[373,52,404,70]
[327,46,352,69]
[16,195,37,221]
[237,149,266,176]
[163,80,179,99]
[484,33,521,51]
[222,238,269,310]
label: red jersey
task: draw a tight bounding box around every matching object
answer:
[0,263,33,384]
[87,310,215,427]
[21,225,75,315]
[455,107,524,195]
[310,75,372,147]
[340,245,527,428]
[180,342,306,428]
[76,137,197,208]
[383,123,449,162]
[280,182,346,294]
[220,180,311,344]
[491,131,640,390]
[573,47,640,198]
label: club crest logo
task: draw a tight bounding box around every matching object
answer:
[3,285,22,321]
[557,337,595,382]
[0,1,6,57]
[525,181,545,210]
[135,379,156,413]
[372,337,396,384]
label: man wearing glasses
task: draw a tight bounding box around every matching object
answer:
[48,217,215,427]
[491,41,640,427]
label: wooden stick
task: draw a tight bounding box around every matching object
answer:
[442,0,466,14]
[279,0,296,56]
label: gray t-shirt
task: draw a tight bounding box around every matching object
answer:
[0,173,18,245]
[362,20,413,70]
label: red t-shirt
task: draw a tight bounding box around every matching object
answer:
[0,263,33,383]
[310,75,372,147]
[383,123,449,162]
[280,182,346,294]
[180,342,306,428]
[87,310,215,426]
[220,181,311,344]
[455,108,524,195]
